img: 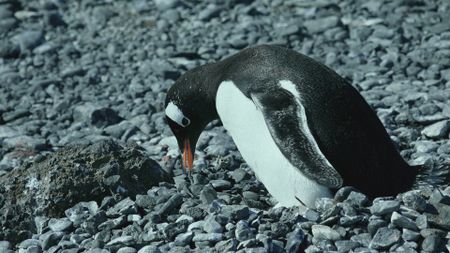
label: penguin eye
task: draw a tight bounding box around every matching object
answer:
[181,117,190,127]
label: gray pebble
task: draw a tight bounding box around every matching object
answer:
[391,211,418,231]
[311,225,341,241]
[369,227,401,250]
[370,199,400,216]
[422,120,450,138]
[235,220,254,242]
[48,218,73,232]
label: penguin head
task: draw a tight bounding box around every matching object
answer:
[164,76,215,171]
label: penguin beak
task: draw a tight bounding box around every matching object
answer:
[182,138,194,171]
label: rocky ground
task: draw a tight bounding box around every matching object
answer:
[0,0,450,252]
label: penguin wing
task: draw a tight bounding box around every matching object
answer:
[250,87,343,189]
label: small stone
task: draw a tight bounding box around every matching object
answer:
[18,239,41,249]
[174,231,194,247]
[391,211,418,231]
[200,185,217,204]
[235,220,254,242]
[369,227,401,250]
[402,191,427,212]
[0,241,11,250]
[203,216,223,233]
[350,233,372,247]
[13,30,45,51]
[230,168,251,183]
[210,179,232,191]
[105,236,135,248]
[65,201,98,225]
[285,228,305,253]
[421,120,450,138]
[311,225,341,241]
[421,235,443,252]
[137,245,161,253]
[370,199,400,215]
[335,240,360,252]
[157,193,183,216]
[304,16,340,33]
[345,191,369,207]
[215,239,238,252]
[192,233,223,242]
[48,218,73,232]
[368,217,388,236]
[220,205,249,221]
[198,4,222,21]
[107,197,137,216]
[402,229,420,241]
[135,195,156,209]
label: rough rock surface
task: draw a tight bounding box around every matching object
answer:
[0,139,170,244]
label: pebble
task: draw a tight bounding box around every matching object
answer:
[390,211,418,231]
[200,185,218,204]
[311,225,341,241]
[12,30,45,51]
[235,220,254,242]
[48,218,73,232]
[369,227,401,250]
[421,120,450,138]
[370,199,400,216]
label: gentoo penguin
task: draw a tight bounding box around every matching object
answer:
[164,45,417,207]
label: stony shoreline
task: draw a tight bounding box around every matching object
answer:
[1,0,449,252]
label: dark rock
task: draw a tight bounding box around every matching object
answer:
[0,40,20,58]
[157,193,183,216]
[73,104,122,128]
[285,227,305,253]
[200,185,217,204]
[0,140,169,244]
[369,227,401,250]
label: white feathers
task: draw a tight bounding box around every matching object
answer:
[279,80,335,169]
[279,79,301,99]
[165,101,190,127]
[216,80,332,207]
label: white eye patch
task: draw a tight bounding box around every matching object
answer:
[165,101,191,127]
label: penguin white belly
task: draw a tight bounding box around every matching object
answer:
[216,81,332,207]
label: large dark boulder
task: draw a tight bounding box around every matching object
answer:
[0,139,171,244]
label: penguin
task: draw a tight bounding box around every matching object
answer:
[164,45,417,207]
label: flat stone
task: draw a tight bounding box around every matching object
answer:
[137,245,161,253]
[311,225,341,241]
[192,233,223,242]
[210,179,232,191]
[421,120,450,138]
[402,191,427,212]
[370,199,400,215]
[391,211,418,231]
[304,16,340,33]
[48,218,73,232]
[235,220,254,242]
[369,227,401,250]
[105,236,135,247]
[200,185,217,204]
[402,229,420,241]
[285,227,305,253]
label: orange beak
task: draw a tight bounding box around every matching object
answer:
[182,138,193,171]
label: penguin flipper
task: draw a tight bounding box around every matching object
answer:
[250,88,343,189]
